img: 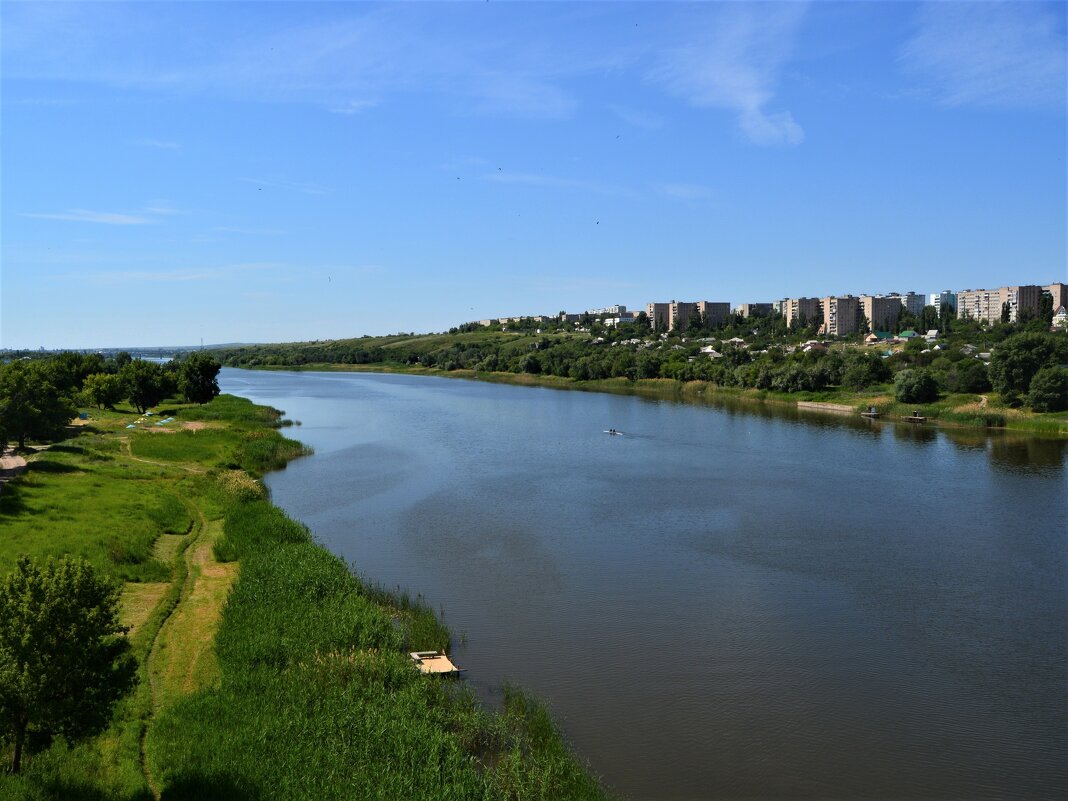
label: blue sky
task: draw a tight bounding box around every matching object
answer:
[2,1,1065,349]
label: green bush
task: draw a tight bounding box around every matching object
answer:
[1026,366,1068,412]
[894,368,939,404]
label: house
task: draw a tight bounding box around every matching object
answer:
[898,330,920,340]
[925,329,938,343]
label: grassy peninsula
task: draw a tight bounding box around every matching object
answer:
[0,394,610,800]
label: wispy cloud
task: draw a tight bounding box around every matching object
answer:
[214,226,287,236]
[486,171,633,197]
[900,1,1067,110]
[22,209,155,225]
[239,177,331,195]
[650,3,807,146]
[608,104,665,131]
[86,262,279,284]
[655,182,713,200]
[134,138,181,150]
[328,99,379,115]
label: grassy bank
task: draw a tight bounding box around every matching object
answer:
[0,395,610,801]
[245,362,1068,437]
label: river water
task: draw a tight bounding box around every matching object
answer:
[220,368,1067,801]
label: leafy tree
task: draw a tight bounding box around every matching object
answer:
[0,361,76,449]
[988,333,1068,396]
[1026,367,1068,412]
[113,351,132,370]
[894,368,939,403]
[81,372,125,410]
[178,352,222,404]
[841,352,891,390]
[0,556,137,773]
[121,359,168,413]
[943,359,990,394]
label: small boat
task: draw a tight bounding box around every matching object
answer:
[410,651,464,676]
[603,429,623,436]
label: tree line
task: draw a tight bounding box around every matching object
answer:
[0,351,223,451]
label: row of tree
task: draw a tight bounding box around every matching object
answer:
[0,352,222,450]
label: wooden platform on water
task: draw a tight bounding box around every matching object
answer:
[410,651,463,676]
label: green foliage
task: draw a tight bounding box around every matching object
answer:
[80,373,125,410]
[0,361,76,450]
[988,332,1068,396]
[177,353,222,405]
[943,358,991,394]
[0,556,137,773]
[120,361,168,414]
[1026,367,1068,412]
[894,368,939,404]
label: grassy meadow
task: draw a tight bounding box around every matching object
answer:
[0,395,611,801]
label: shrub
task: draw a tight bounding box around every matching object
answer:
[1026,367,1068,412]
[894,368,939,404]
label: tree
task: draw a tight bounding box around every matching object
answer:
[1026,367,1068,412]
[81,372,125,410]
[178,352,222,404]
[988,333,1068,397]
[0,556,137,773]
[121,359,168,413]
[0,361,76,450]
[943,359,990,394]
[894,368,939,403]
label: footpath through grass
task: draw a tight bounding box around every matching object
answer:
[0,394,612,801]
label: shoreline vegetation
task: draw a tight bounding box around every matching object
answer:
[0,394,612,800]
[241,361,1068,438]
[203,320,1068,439]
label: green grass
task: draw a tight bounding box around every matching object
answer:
[2,392,610,800]
[150,499,611,801]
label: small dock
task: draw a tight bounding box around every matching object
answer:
[904,414,927,423]
[410,651,463,676]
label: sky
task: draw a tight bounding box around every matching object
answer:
[2,0,1065,349]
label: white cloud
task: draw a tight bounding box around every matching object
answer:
[135,138,181,150]
[486,171,633,197]
[900,1,1066,110]
[22,209,155,225]
[214,226,287,236]
[650,3,807,147]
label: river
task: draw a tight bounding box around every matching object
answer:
[220,368,1067,801]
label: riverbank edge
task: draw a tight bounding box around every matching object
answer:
[238,363,1068,438]
[1,394,612,799]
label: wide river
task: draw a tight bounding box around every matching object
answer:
[221,368,1067,801]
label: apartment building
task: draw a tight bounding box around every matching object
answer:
[899,292,925,317]
[645,300,730,331]
[737,303,774,318]
[1045,283,1067,313]
[929,291,957,316]
[587,305,628,316]
[771,299,788,317]
[957,285,1043,324]
[822,295,861,337]
[861,295,902,332]
[784,297,822,328]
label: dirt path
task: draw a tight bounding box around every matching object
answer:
[129,496,237,799]
[0,446,28,494]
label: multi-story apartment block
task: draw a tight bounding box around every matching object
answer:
[929,291,957,316]
[822,295,861,337]
[645,302,673,330]
[957,285,1044,324]
[737,303,774,318]
[784,297,822,328]
[645,300,730,331]
[695,301,731,328]
[771,299,788,318]
[956,289,1003,325]
[900,291,926,317]
[860,295,902,332]
[587,305,628,317]
[1045,283,1067,313]
[1002,285,1044,322]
